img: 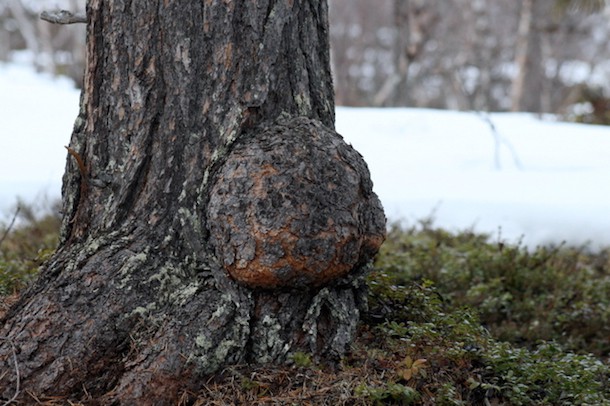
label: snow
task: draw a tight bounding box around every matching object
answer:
[336,109,610,249]
[2,61,610,249]
[0,61,79,212]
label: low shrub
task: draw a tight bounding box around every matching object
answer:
[2,207,610,404]
[0,199,60,295]
[375,220,610,357]
[366,269,610,404]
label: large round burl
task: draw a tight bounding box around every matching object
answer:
[206,116,386,289]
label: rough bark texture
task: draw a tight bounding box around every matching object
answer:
[0,0,385,403]
[208,116,384,289]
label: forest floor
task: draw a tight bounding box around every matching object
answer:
[1,205,609,405]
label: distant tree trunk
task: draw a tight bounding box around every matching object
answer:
[373,0,435,106]
[7,0,42,69]
[373,0,410,106]
[0,1,385,404]
[511,0,534,112]
[470,0,494,111]
[511,0,549,112]
[0,8,10,62]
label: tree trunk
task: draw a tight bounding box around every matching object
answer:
[373,0,435,107]
[373,0,410,106]
[511,0,549,113]
[510,0,533,112]
[0,1,385,404]
[7,0,42,71]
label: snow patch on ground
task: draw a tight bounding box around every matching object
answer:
[0,61,79,213]
[2,62,610,248]
[336,108,610,248]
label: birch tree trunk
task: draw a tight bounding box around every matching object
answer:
[511,0,549,112]
[510,0,533,112]
[0,1,385,404]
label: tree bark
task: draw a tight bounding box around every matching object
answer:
[0,1,385,404]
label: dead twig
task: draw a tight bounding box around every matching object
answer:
[40,10,86,25]
[0,206,20,250]
[477,112,524,171]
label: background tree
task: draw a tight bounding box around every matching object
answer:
[328,0,610,113]
[0,0,385,403]
[510,0,606,112]
[0,0,86,81]
[3,0,610,113]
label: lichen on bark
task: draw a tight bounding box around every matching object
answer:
[0,1,386,402]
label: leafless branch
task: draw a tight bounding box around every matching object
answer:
[0,206,20,250]
[40,10,86,25]
[478,112,523,171]
[0,336,20,406]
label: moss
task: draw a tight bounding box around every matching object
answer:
[375,220,610,356]
[0,203,60,294]
[290,351,313,368]
[5,206,610,404]
[364,222,610,404]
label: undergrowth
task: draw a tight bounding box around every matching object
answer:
[1,209,609,405]
[0,200,60,297]
[376,220,610,358]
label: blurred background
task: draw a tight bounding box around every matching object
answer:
[3,0,610,248]
[2,0,610,121]
[329,0,610,119]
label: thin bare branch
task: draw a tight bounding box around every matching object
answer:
[0,206,20,250]
[477,112,523,171]
[40,10,86,25]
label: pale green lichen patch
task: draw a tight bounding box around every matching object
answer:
[195,334,212,350]
[252,314,288,364]
[190,290,251,374]
[147,265,180,285]
[294,93,312,115]
[210,292,236,320]
[193,334,243,374]
[175,39,192,73]
[117,248,150,288]
[303,288,329,337]
[162,232,174,245]
[194,333,246,374]
[220,106,242,144]
[178,207,200,233]
[172,282,200,306]
[178,188,187,202]
[73,116,85,131]
[214,338,237,360]
[131,302,157,316]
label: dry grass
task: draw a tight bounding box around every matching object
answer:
[189,334,409,405]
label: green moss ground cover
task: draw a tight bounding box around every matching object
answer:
[1,207,609,405]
